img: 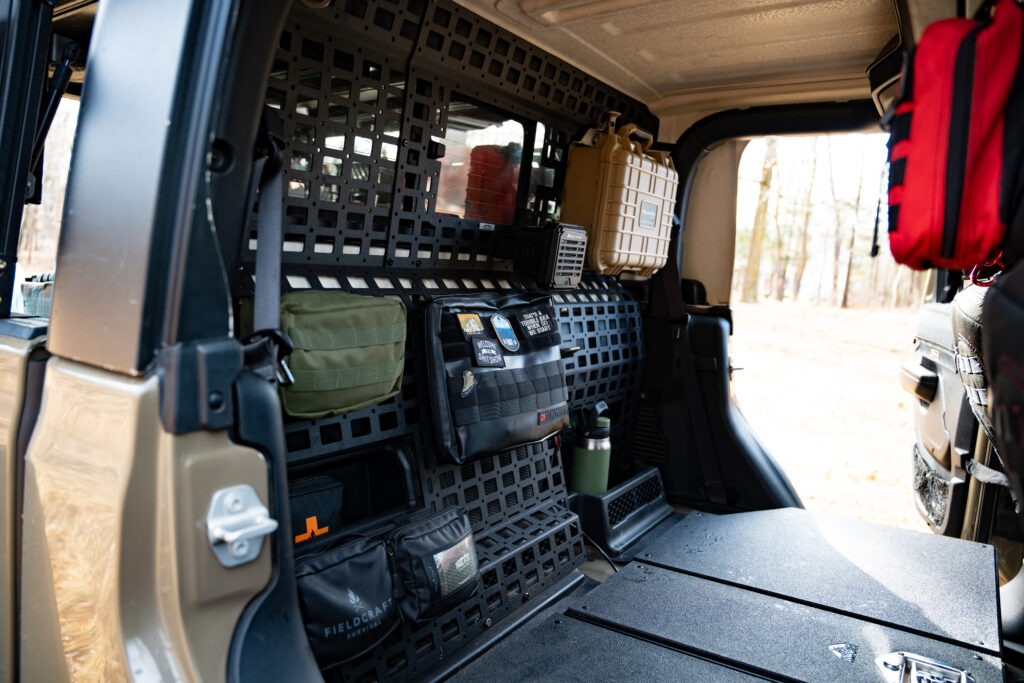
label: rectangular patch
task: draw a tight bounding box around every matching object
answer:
[638,200,659,229]
[472,338,505,367]
[516,308,556,337]
[537,404,569,425]
[457,313,485,337]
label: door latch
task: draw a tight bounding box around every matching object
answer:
[876,651,975,683]
[206,484,278,568]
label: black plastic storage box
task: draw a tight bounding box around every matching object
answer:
[569,464,673,558]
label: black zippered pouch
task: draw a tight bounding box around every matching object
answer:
[289,474,343,548]
[389,509,481,622]
[425,293,570,464]
[294,537,400,668]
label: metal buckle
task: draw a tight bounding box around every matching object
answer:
[276,357,294,387]
[243,327,294,386]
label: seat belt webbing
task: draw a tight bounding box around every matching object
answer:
[658,256,728,505]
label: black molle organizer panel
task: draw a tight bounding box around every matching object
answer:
[245,0,656,679]
[246,2,426,274]
[386,0,658,271]
[554,277,644,453]
[273,268,531,466]
[411,0,655,130]
[273,272,640,471]
[274,273,623,681]
[239,0,657,285]
[423,440,568,532]
[329,502,583,683]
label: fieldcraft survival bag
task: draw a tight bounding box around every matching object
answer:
[425,293,570,464]
[294,537,400,668]
[278,291,406,419]
[887,0,1024,270]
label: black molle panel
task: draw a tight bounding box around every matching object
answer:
[242,0,657,680]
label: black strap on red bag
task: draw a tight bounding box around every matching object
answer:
[887,0,1024,271]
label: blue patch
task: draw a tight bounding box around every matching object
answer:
[490,313,520,352]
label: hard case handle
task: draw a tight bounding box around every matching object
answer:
[616,123,654,152]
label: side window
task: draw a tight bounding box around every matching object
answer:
[434,96,524,224]
[15,97,80,317]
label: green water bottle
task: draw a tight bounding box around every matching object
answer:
[570,416,612,495]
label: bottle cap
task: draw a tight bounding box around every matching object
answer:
[595,416,610,428]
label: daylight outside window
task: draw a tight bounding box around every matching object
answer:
[435,97,524,224]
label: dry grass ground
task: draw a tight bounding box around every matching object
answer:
[729,301,931,534]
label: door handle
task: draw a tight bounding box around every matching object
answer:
[899,362,938,403]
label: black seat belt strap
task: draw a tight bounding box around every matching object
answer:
[244,107,293,385]
[253,158,284,333]
[659,257,728,505]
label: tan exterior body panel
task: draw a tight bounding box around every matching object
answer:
[20,358,272,681]
[0,335,45,681]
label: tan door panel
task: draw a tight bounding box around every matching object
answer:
[0,335,45,681]
[21,357,271,681]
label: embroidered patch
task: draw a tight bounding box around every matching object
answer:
[490,313,520,352]
[460,370,476,398]
[516,308,556,337]
[472,338,505,367]
[457,313,485,336]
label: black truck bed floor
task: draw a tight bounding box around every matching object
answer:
[451,509,1002,682]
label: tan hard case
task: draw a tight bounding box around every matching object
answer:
[560,116,679,278]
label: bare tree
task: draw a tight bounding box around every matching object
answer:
[890,265,905,308]
[741,138,777,303]
[827,137,844,305]
[841,148,867,308]
[790,142,817,301]
[771,190,787,301]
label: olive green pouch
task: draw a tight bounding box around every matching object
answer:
[278,291,406,419]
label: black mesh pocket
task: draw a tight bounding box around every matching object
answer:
[389,509,480,622]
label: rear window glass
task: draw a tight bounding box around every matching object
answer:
[435,96,523,224]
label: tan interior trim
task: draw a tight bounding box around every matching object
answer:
[680,140,749,306]
[649,73,871,131]
[518,0,662,26]
[456,0,654,100]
